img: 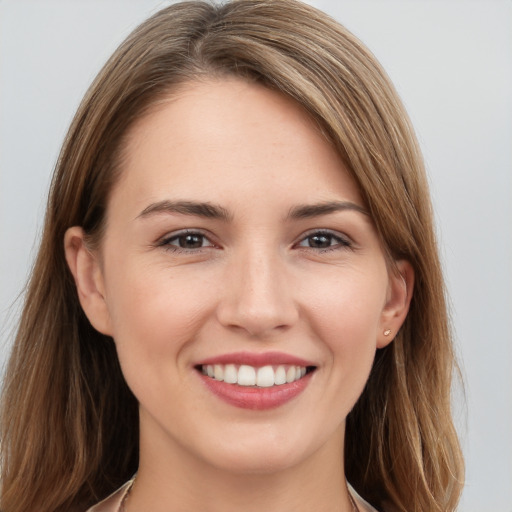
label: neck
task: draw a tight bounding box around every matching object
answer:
[129,423,354,512]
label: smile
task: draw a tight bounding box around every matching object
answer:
[195,352,317,409]
[200,364,312,388]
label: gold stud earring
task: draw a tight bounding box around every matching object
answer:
[383,329,392,336]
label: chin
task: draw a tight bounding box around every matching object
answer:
[195,433,317,476]
[208,452,302,475]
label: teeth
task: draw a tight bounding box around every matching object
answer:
[274,365,287,385]
[256,365,275,387]
[201,363,310,387]
[286,366,296,383]
[214,364,224,381]
[224,364,237,384]
[238,365,256,386]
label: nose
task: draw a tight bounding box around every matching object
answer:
[216,248,299,338]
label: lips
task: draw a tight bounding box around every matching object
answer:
[195,352,316,409]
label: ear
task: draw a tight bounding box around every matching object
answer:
[64,226,113,336]
[377,260,414,348]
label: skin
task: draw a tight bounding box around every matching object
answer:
[65,78,413,512]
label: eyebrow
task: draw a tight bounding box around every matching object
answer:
[137,200,232,221]
[137,199,369,222]
[287,201,369,219]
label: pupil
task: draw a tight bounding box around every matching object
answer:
[310,234,331,248]
[180,234,202,248]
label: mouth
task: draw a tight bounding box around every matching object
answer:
[194,353,317,410]
[196,363,316,388]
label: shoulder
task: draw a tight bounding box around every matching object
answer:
[89,479,378,512]
[349,484,380,512]
[85,479,133,512]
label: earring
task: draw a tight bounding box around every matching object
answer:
[383,329,392,336]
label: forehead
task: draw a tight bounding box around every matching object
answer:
[110,78,362,214]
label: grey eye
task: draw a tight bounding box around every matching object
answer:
[160,231,215,251]
[305,234,335,248]
[298,231,350,250]
[173,234,206,249]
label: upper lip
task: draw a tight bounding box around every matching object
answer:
[195,351,316,368]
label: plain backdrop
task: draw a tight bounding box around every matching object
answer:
[1,1,511,510]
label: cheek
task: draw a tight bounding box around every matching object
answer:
[299,265,388,384]
[102,264,218,410]
[302,267,387,339]
[103,260,215,359]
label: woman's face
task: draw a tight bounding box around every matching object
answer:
[68,78,411,475]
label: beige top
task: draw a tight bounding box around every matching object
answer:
[86,479,379,512]
[86,479,133,512]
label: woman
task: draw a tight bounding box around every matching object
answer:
[0,1,464,511]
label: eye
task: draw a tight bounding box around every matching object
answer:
[297,230,352,251]
[158,230,215,251]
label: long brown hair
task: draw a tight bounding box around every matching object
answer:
[0,1,464,511]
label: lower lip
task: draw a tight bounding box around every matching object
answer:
[198,372,313,410]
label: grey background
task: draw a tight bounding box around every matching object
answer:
[1,1,511,510]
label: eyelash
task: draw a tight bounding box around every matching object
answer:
[156,229,353,254]
[295,230,353,252]
[157,230,215,253]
